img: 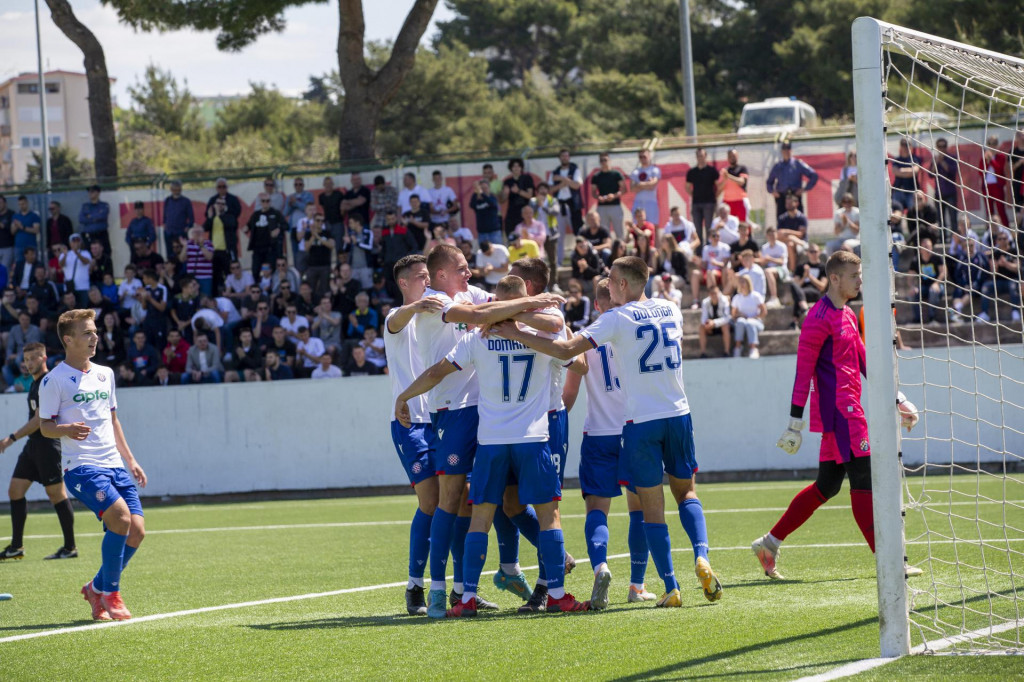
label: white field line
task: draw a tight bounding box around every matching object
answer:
[21,499,1020,541]
[2,539,1022,646]
[794,619,1024,682]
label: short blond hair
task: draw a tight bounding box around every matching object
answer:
[495,275,527,299]
[57,309,95,348]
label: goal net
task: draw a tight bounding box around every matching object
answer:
[852,19,1024,656]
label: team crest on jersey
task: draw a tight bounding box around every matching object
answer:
[99,374,107,383]
[95,490,106,502]
[411,462,422,474]
[447,454,459,467]
[860,439,870,452]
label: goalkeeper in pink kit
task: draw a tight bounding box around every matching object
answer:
[751,251,919,579]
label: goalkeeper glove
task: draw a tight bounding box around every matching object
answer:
[897,391,919,432]
[777,418,806,455]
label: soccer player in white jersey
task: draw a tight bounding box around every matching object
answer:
[562,279,657,608]
[39,310,148,621]
[415,244,563,618]
[383,254,445,615]
[500,257,585,613]
[494,256,723,607]
[397,275,590,617]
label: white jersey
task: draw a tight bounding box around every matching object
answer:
[544,307,569,412]
[417,285,492,412]
[580,298,690,424]
[582,338,627,437]
[37,362,121,471]
[447,332,552,445]
[384,307,429,423]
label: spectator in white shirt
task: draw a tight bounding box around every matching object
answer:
[397,172,428,214]
[699,286,732,358]
[828,193,861,255]
[427,170,459,226]
[223,260,255,302]
[295,325,326,378]
[662,205,700,260]
[732,249,767,299]
[731,274,767,359]
[694,229,731,309]
[652,273,683,307]
[311,352,342,379]
[475,240,510,290]
[758,226,788,309]
[60,234,93,306]
[360,327,387,369]
[280,304,309,344]
[118,264,143,315]
[711,204,741,245]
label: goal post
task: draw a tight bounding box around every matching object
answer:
[852,15,911,659]
[852,17,1024,658]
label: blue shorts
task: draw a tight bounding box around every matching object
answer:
[391,421,435,486]
[548,409,569,485]
[579,434,623,498]
[430,406,478,476]
[64,466,144,521]
[471,442,561,506]
[621,414,698,489]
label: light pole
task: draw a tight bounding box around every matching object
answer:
[679,0,698,137]
[34,0,52,186]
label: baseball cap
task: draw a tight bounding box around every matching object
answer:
[70,233,82,241]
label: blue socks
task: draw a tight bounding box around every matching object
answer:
[122,544,138,571]
[429,508,456,586]
[462,532,488,598]
[585,510,609,570]
[628,510,650,585]
[643,522,679,592]
[679,498,710,563]
[539,529,566,592]
[93,538,140,593]
[100,530,128,593]
[451,516,471,588]
[511,507,546,580]
[491,507,520,566]
[409,508,432,582]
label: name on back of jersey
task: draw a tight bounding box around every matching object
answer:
[631,305,676,321]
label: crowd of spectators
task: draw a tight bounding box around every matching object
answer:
[0,136,1020,389]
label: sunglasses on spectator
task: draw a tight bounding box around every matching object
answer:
[261,199,270,204]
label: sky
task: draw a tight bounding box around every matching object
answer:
[0,0,456,106]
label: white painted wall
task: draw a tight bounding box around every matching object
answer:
[3,345,1020,501]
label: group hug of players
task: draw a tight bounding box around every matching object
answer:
[385,244,920,618]
[1,244,919,623]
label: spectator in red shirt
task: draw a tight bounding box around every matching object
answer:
[981,135,1011,227]
[162,328,190,381]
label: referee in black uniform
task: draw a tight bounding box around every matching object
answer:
[0,342,77,560]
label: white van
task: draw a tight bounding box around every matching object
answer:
[737,97,818,137]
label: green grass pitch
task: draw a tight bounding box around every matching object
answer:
[1,479,1021,680]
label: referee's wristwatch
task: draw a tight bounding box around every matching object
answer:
[8,433,15,442]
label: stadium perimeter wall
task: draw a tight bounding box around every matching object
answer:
[21,126,1002,277]
[4,345,1020,501]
